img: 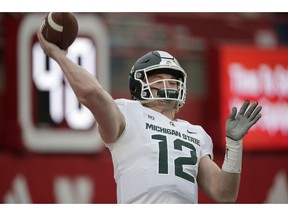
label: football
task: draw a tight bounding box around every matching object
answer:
[40,12,78,50]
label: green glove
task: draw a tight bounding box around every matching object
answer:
[226,100,262,141]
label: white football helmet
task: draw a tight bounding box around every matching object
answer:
[128,50,187,108]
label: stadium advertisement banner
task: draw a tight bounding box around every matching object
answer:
[219,45,288,151]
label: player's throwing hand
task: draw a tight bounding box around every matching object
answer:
[226,100,262,141]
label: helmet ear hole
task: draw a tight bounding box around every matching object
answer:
[129,75,140,99]
[129,77,136,91]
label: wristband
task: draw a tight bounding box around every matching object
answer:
[222,137,243,173]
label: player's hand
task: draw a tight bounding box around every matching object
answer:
[226,100,262,141]
[37,30,68,58]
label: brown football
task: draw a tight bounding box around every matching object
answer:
[40,12,78,50]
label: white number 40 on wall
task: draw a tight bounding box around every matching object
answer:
[18,13,110,153]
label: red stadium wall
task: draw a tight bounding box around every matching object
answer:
[0,150,116,203]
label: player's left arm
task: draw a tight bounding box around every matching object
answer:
[197,155,240,203]
[197,100,262,203]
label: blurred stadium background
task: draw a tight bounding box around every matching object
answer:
[0,12,288,203]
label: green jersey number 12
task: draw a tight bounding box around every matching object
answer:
[152,134,198,183]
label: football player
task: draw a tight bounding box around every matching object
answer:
[37,30,262,203]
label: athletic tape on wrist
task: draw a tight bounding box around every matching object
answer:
[222,137,243,173]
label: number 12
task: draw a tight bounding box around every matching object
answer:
[152,134,198,183]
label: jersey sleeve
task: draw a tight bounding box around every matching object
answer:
[199,128,214,160]
[104,99,135,149]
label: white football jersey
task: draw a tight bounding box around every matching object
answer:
[105,99,213,203]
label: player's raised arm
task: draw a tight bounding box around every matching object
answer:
[198,100,262,203]
[37,30,125,144]
[222,100,262,173]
